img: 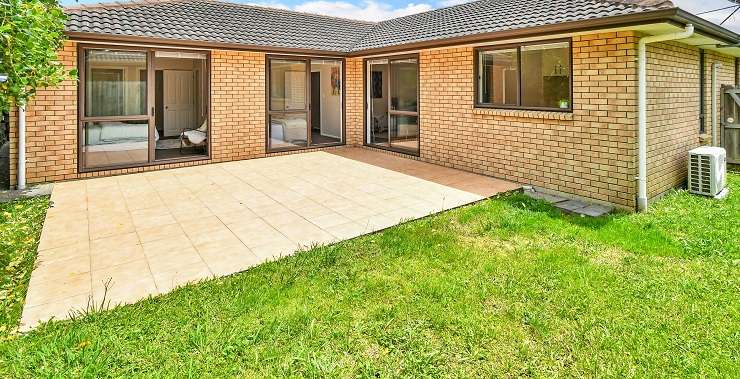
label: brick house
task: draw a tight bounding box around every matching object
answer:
[8,0,740,210]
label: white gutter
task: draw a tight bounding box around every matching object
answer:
[637,24,694,212]
[711,62,721,146]
[17,105,26,190]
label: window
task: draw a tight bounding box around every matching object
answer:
[476,40,571,111]
[79,47,210,171]
[267,56,343,151]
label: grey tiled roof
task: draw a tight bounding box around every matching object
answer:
[65,0,375,52]
[65,0,671,53]
[353,0,670,51]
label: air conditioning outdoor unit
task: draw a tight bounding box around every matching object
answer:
[688,146,728,198]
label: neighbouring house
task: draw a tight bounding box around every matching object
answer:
[7,0,740,210]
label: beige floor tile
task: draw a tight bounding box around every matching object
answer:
[250,238,301,261]
[37,241,90,263]
[136,222,186,244]
[24,272,91,308]
[19,294,92,331]
[306,212,351,229]
[90,232,145,270]
[180,215,228,237]
[146,245,204,275]
[153,261,213,293]
[130,207,177,230]
[32,254,91,283]
[190,228,248,256]
[142,235,195,256]
[200,246,261,277]
[324,221,368,240]
[91,259,156,303]
[214,208,260,225]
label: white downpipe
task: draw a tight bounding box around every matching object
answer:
[17,105,26,190]
[711,62,721,146]
[637,24,694,212]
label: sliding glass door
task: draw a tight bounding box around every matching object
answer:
[81,49,150,168]
[79,46,210,171]
[366,55,419,154]
[267,56,344,151]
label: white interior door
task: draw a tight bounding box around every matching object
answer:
[163,70,195,137]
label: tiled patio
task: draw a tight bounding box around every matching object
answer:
[21,148,518,330]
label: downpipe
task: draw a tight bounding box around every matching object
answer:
[711,62,721,146]
[17,105,26,191]
[637,24,694,212]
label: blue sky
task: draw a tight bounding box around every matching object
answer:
[59,0,740,31]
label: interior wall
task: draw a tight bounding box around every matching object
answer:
[311,62,342,139]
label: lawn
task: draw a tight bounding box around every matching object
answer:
[0,176,738,377]
[0,196,48,337]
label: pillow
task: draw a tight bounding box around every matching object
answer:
[197,119,208,133]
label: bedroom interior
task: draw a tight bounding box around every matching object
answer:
[268,57,343,150]
[81,48,209,170]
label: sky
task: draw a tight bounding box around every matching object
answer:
[58,0,740,31]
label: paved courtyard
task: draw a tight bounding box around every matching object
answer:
[21,148,518,330]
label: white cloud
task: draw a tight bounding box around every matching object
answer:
[293,1,433,21]
[245,1,433,21]
[437,0,472,7]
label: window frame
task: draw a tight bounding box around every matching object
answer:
[473,38,573,113]
[77,44,212,172]
[362,53,421,156]
[265,54,346,153]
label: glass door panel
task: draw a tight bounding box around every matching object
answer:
[269,58,309,149]
[82,49,149,169]
[368,59,389,147]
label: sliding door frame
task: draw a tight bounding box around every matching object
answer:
[363,53,420,156]
[265,54,346,153]
[77,43,211,173]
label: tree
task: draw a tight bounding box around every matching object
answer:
[0,0,76,111]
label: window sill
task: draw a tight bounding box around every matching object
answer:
[472,107,573,121]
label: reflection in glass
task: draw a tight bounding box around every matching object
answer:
[521,42,570,109]
[82,120,148,168]
[270,59,307,111]
[390,115,418,153]
[478,49,518,106]
[390,59,418,112]
[269,113,308,149]
[368,60,389,147]
[85,50,147,117]
[309,59,343,145]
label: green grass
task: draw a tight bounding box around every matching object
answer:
[0,197,48,337]
[0,177,738,377]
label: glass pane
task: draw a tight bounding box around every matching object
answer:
[369,62,389,147]
[309,59,342,146]
[153,53,209,160]
[82,120,148,168]
[390,58,418,112]
[390,115,418,153]
[478,49,518,106]
[269,113,308,149]
[85,50,147,117]
[270,59,306,111]
[521,42,571,109]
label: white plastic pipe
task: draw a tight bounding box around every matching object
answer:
[17,105,26,190]
[637,24,694,212]
[711,62,721,146]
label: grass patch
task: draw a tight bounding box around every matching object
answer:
[0,177,738,377]
[0,197,49,337]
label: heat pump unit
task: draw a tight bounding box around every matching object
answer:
[688,147,728,198]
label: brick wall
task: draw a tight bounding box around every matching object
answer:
[405,31,639,208]
[9,40,78,185]
[9,43,270,185]
[345,57,364,146]
[645,42,735,200]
